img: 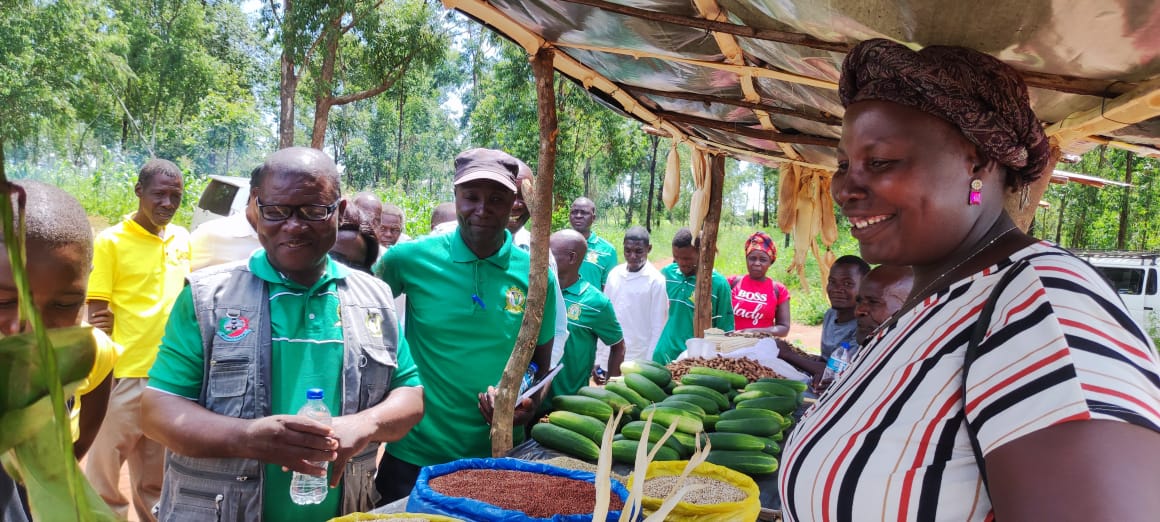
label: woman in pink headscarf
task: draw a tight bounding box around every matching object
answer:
[728,231,791,336]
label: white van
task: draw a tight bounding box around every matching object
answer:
[191,175,251,232]
[1072,250,1159,337]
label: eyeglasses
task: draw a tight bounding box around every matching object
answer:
[255,197,338,222]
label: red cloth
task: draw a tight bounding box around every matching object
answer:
[729,275,790,329]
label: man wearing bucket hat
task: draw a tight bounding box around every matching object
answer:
[373,148,559,504]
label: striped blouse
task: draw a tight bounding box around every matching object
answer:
[779,242,1160,521]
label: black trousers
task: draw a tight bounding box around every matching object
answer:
[374,452,423,507]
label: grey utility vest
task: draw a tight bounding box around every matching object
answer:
[156,261,401,521]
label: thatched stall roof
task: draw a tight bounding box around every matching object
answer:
[444,0,1160,168]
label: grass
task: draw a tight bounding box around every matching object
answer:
[594,219,862,326]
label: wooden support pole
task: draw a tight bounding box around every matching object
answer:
[490,46,557,456]
[693,154,726,337]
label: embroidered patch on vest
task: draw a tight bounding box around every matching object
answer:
[217,311,253,342]
[504,286,526,314]
[366,311,383,339]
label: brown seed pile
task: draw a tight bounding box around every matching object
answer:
[641,475,747,505]
[429,469,625,517]
[667,356,785,382]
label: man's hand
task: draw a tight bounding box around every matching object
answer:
[592,367,609,385]
[87,301,114,335]
[326,415,378,487]
[478,386,536,426]
[241,415,337,476]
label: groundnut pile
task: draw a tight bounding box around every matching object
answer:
[783,342,824,363]
[429,469,624,517]
[642,475,747,505]
[666,356,785,382]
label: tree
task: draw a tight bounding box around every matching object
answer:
[265,0,448,149]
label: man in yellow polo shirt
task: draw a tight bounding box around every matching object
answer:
[85,158,190,521]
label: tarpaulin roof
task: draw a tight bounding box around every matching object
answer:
[443,0,1160,170]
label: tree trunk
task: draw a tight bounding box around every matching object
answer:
[1054,197,1066,244]
[309,26,341,150]
[694,154,726,337]
[644,136,659,232]
[1117,152,1134,250]
[762,167,771,227]
[396,90,406,182]
[279,52,298,148]
[582,157,592,198]
[625,166,637,227]
[491,47,556,457]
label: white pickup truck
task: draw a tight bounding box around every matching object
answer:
[1071,250,1159,339]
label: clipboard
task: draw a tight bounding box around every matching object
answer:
[519,363,564,402]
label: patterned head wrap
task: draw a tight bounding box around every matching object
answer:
[744,231,776,260]
[839,39,1051,187]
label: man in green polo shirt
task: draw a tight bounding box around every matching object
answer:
[653,227,735,365]
[570,197,617,289]
[373,148,558,505]
[547,229,626,399]
[143,147,424,521]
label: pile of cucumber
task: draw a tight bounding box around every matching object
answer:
[529,359,805,476]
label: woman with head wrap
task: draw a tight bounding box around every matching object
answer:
[728,231,791,337]
[779,39,1160,521]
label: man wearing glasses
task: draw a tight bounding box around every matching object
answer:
[143,147,425,520]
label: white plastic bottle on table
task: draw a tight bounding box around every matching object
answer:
[819,341,852,390]
[289,388,331,505]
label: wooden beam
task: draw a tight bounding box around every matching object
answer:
[660,110,839,147]
[694,154,727,336]
[1045,77,1160,147]
[553,41,839,90]
[684,136,835,170]
[491,46,557,456]
[556,0,1133,98]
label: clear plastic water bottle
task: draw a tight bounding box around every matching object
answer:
[819,342,853,390]
[518,362,539,396]
[289,388,331,505]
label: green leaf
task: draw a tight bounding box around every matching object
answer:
[0,326,95,413]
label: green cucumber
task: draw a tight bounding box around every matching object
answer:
[704,432,768,452]
[626,373,668,402]
[671,385,729,410]
[551,395,614,422]
[687,366,748,388]
[665,393,719,414]
[547,411,608,444]
[621,360,672,387]
[759,436,781,455]
[650,399,705,418]
[577,386,637,417]
[756,377,809,392]
[639,406,704,434]
[736,396,798,415]
[606,382,651,410]
[531,422,600,461]
[719,407,783,422]
[706,450,778,475]
[715,417,780,437]
[680,374,732,394]
[611,439,681,464]
[744,381,801,398]
[671,431,698,455]
[733,390,777,403]
[620,421,688,457]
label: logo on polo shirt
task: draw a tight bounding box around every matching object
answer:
[504,286,526,314]
[567,303,582,321]
[217,311,252,342]
[688,292,696,305]
[586,251,599,264]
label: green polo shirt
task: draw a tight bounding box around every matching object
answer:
[652,263,735,365]
[578,233,617,289]
[149,252,420,521]
[375,228,557,467]
[549,280,624,400]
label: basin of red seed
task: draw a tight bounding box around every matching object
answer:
[428,469,625,518]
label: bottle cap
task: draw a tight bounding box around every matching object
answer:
[306,388,324,400]
[528,362,539,373]
[840,341,851,349]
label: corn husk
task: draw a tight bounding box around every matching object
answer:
[592,405,630,521]
[662,142,681,210]
[777,164,799,233]
[820,174,838,246]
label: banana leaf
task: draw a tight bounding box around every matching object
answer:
[0,327,94,452]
